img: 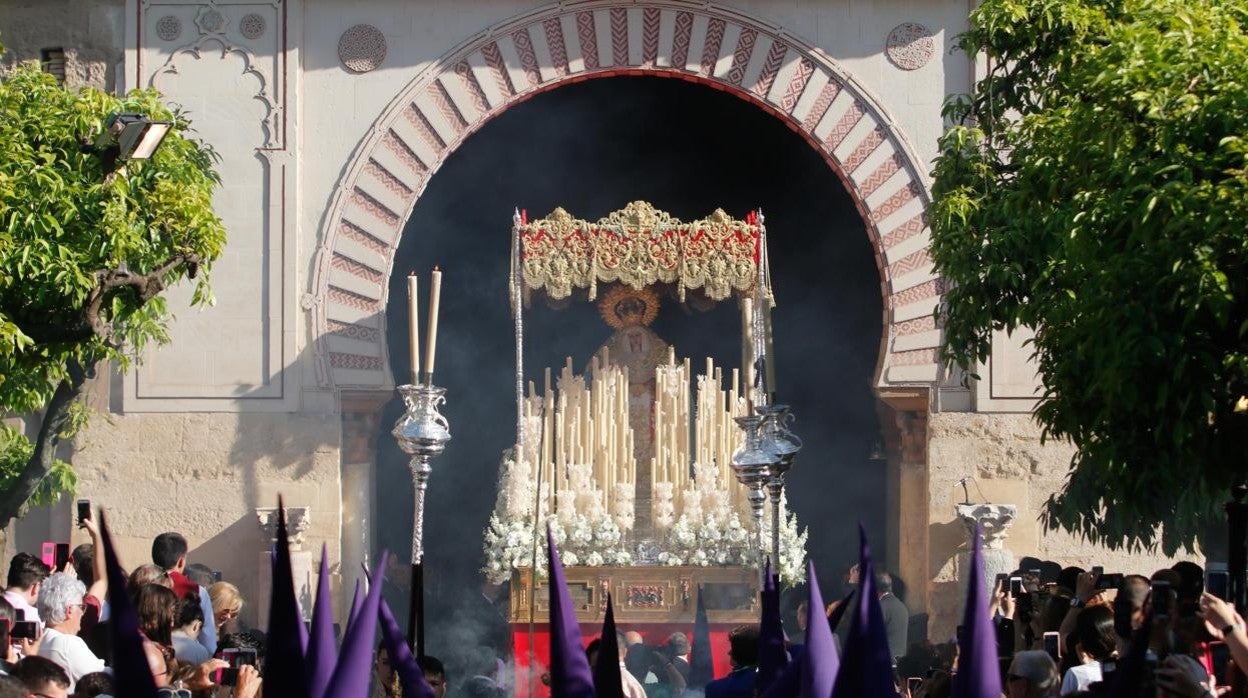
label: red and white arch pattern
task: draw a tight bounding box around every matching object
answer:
[312,1,944,390]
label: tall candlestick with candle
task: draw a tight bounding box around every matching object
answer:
[423,267,442,385]
[408,273,420,385]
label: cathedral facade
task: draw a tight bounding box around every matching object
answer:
[0,0,1176,640]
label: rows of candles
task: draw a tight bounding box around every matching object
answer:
[514,349,752,530]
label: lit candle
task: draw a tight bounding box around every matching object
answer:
[407,273,420,385]
[423,267,442,382]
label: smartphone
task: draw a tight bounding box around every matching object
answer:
[1094,573,1121,590]
[54,543,70,572]
[1043,631,1061,662]
[1091,565,1104,580]
[11,621,38,640]
[1209,641,1230,682]
[1022,569,1042,594]
[212,570,223,584]
[1150,580,1174,619]
[76,499,91,523]
[994,572,1008,590]
[1206,570,1229,601]
[1009,576,1023,597]
[0,618,10,650]
[906,677,923,695]
[214,647,257,686]
[40,542,55,569]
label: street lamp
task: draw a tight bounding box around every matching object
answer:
[88,112,173,172]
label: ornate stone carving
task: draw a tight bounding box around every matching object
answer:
[195,6,228,36]
[156,16,182,42]
[240,13,266,40]
[886,23,935,71]
[956,503,1017,550]
[256,507,311,551]
[955,502,1018,611]
[339,24,387,73]
[895,410,928,465]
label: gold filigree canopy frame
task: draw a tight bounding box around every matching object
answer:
[517,201,765,303]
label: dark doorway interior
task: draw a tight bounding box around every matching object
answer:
[379,75,883,683]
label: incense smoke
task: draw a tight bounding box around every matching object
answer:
[376,76,884,695]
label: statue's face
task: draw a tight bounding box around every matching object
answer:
[613,297,648,326]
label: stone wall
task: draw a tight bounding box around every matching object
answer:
[924,412,1188,641]
[0,0,124,91]
[68,411,342,629]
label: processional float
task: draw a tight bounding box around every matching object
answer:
[479,202,805,692]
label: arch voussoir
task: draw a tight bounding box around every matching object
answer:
[312,1,942,393]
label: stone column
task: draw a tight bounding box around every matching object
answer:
[256,507,313,629]
[892,408,930,620]
[955,503,1017,612]
[340,391,390,612]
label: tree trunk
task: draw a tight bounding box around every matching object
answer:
[0,358,93,530]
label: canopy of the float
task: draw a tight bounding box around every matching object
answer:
[514,201,765,303]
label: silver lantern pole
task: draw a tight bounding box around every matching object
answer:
[756,404,801,569]
[393,385,452,656]
[732,414,771,572]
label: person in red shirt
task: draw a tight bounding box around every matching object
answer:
[151,533,216,656]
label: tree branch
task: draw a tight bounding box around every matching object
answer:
[7,251,201,346]
[0,251,198,527]
[0,357,94,530]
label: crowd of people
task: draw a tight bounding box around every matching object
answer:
[0,515,262,697]
[581,557,1245,698]
[2,509,1245,698]
[886,558,1248,698]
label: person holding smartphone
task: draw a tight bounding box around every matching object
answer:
[1199,592,1248,680]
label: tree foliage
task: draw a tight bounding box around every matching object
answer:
[930,0,1248,554]
[0,57,225,526]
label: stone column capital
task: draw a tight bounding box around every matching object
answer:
[257,507,311,551]
[956,503,1017,549]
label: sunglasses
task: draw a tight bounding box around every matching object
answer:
[157,689,192,698]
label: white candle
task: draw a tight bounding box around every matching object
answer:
[407,274,420,384]
[423,267,442,380]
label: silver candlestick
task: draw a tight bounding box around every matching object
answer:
[392,382,451,656]
[756,404,802,571]
[731,414,772,571]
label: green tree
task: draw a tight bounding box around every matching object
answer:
[930,0,1248,554]
[0,58,225,528]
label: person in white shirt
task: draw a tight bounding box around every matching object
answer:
[171,595,213,665]
[3,553,50,633]
[35,573,105,691]
[1060,605,1116,695]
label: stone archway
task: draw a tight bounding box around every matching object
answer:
[310,0,942,395]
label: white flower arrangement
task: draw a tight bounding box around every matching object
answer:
[482,511,633,584]
[482,462,809,585]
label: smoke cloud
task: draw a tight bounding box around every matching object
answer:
[376,76,884,693]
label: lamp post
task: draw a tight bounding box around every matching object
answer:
[756,404,801,569]
[731,414,772,572]
[392,383,452,657]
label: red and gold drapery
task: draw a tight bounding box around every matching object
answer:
[517,201,761,301]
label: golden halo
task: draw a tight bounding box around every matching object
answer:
[598,285,660,330]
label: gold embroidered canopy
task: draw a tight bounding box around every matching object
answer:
[517,201,762,302]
